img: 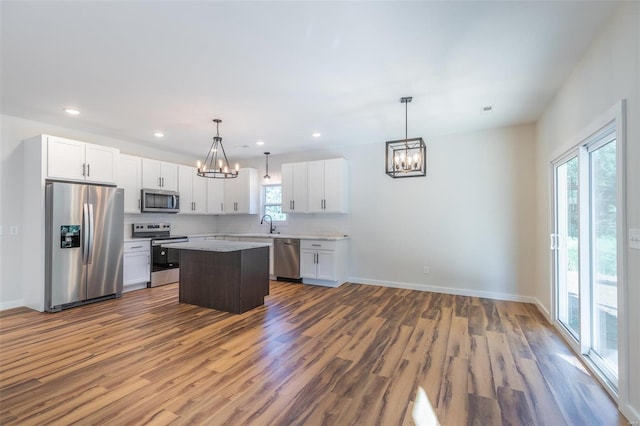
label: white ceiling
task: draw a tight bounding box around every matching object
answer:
[1,1,618,160]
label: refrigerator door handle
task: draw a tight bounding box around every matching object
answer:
[87,203,95,265]
[83,203,90,265]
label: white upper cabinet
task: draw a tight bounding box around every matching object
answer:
[47,136,118,184]
[178,165,207,214]
[307,158,348,213]
[281,162,308,213]
[142,159,178,191]
[206,178,225,215]
[192,172,207,214]
[224,168,258,214]
[118,154,142,214]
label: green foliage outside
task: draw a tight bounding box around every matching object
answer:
[264,185,287,221]
[565,141,617,279]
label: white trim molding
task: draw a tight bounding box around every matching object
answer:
[349,277,538,304]
[0,299,24,311]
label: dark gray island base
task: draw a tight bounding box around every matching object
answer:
[167,241,270,314]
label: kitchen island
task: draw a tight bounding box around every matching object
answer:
[165,240,271,314]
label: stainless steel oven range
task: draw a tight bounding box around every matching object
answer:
[131,222,188,287]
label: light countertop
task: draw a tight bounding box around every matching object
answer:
[162,240,271,253]
[187,233,349,241]
[126,232,349,243]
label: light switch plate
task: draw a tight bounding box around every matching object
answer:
[629,228,640,250]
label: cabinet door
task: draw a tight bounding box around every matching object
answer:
[235,168,257,214]
[292,162,308,212]
[281,163,294,213]
[123,252,150,285]
[119,154,142,213]
[142,159,162,189]
[322,158,343,213]
[223,178,237,213]
[160,163,178,191]
[192,172,207,214]
[300,249,318,279]
[47,136,86,181]
[207,178,225,214]
[316,250,336,281]
[235,172,250,213]
[307,160,324,213]
[283,162,308,213]
[85,143,118,183]
[178,165,194,213]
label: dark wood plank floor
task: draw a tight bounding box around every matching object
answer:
[0,281,627,425]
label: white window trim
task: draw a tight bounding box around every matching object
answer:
[548,100,627,405]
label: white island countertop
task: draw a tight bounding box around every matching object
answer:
[162,240,271,253]
[187,233,349,241]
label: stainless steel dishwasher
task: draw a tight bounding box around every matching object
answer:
[274,238,300,280]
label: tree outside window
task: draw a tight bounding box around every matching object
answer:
[263,185,287,221]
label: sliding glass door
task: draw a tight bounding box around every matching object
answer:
[589,137,618,380]
[552,125,619,388]
[553,155,580,338]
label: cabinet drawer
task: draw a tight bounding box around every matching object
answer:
[300,239,336,251]
[124,241,150,253]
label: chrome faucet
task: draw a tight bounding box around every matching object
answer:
[260,214,276,234]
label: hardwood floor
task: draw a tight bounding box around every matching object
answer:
[0,281,627,425]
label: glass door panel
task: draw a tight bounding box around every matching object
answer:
[555,156,580,338]
[589,140,618,379]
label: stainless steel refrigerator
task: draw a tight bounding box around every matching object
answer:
[45,181,124,312]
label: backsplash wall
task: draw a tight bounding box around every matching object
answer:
[215,213,351,237]
[124,213,217,239]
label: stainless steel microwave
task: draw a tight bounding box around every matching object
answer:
[141,189,180,213]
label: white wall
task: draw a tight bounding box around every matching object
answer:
[0,114,217,309]
[218,124,537,301]
[1,112,537,308]
[535,2,639,421]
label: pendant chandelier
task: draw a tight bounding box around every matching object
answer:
[197,119,239,179]
[263,152,271,182]
[385,97,426,178]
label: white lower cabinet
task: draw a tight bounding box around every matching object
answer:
[123,241,150,291]
[300,239,348,287]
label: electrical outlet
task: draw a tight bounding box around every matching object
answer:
[10,226,18,235]
[423,266,430,274]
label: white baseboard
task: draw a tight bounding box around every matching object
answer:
[534,298,551,322]
[0,299,24,311]
[348,277,537,304]
[302,278,342,288]
[621,404,640,425]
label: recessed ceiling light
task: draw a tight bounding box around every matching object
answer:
[312,132,321,138]
[64,108,80,116]
[153,132,165,138]
[256,140,265,146]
